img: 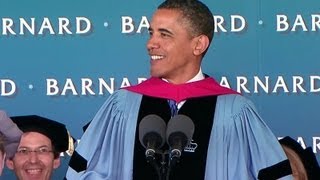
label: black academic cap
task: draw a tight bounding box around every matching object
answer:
[279,136,320,179]
[11,115,74,154]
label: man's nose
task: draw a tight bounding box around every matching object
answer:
[147,36,160,51]
[28,151,40,163]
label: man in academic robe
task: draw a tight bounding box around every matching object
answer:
[66,0,293,179]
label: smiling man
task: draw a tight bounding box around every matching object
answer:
[6,115,73,180]
[66,0,293,179]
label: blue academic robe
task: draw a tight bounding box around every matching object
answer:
[66,89,293,179]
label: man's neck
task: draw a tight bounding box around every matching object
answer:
[186,68,205,83]
[163,68,205,84]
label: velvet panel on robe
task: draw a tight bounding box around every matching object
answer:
[132,95,217,180]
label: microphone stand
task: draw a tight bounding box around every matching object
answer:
[145,150,181,180]
[145,149,162,180]
[145,150,169,180]
[166,149,180,180]
[159,152,168,180]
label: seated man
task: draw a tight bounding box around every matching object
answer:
[6,115,74,180]
[0,110,22,176]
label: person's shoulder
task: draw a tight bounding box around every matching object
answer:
[105,88,143,107]
[216,94,258,116]
[110,88,140,99]
[218,94,254,106]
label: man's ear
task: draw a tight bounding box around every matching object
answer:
[193,35,210,56]
[53,157,61,169]
[6,158,14,170]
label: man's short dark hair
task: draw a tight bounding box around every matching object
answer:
[158,0,214,44]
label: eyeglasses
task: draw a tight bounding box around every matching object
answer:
[16,147,53,156]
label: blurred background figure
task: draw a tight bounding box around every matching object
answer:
[0,110,22,176]
[280,136,320,180]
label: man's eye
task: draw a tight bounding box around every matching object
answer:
[39,148,49,153]
[17,149,28,154]
[161,33,170,38]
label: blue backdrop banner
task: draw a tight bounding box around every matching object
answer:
[1,0,319,179]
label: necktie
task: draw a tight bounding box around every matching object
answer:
[168,99,178,116]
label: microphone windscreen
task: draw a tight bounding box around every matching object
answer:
[139,114,166,149]
[166,114,195,147]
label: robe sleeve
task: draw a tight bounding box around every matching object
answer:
[205,94,293,180]
[66,90,142,180]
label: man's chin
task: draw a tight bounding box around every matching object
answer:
[19,172,45,180]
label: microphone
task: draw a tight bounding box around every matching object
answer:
[139,114,166,162]
[166,114,195,165]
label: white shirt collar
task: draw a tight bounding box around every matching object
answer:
[162,68,205,83]
[186,68,205,83]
